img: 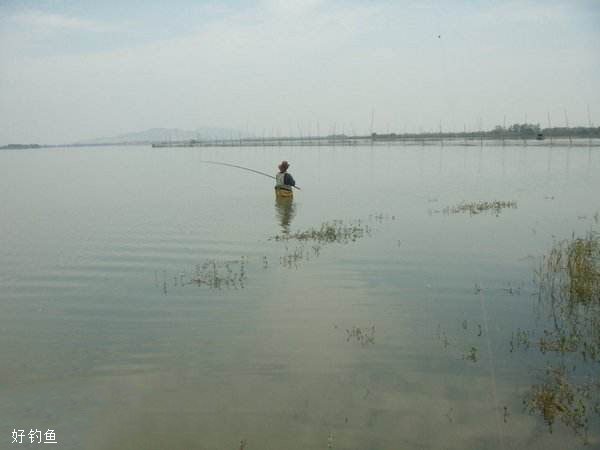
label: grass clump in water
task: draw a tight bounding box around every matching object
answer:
[524,366,595,441]
[530,230,600,362]
[537,230,600,330]
[272,219,371,244]
[519,229,600,441]
[190,258,247,289]
[433,200,517,216]
[345,325,375,346]
[564,234,600,305]
[463,346,478,362]
[271,219,372,269]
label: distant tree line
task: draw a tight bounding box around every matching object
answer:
[371,124,600,140]
[490,123,600,138]
[491,123,541,136]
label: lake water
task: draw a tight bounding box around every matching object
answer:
[1,143,599,449]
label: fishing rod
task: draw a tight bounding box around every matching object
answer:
[200,160,301,190]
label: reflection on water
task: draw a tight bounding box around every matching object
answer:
[275,195,296,234]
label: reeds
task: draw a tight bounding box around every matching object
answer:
[521,230,600,441]
[532,230,600,362]
[538,231,600,308]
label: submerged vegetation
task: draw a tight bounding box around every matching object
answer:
[463,346,478,362]
[430,200,517,216]
[345,325,376,346]
[524,366,598,441]
[272,219,371,244]
[153,216,384,292]
[436,321,483,365]
[273,219,373,270]
[190,258,248,289]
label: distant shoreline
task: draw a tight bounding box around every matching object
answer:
[0,142,147,150]
[0,144,42,150]
[152,135,600,148]
[3,127,600,150]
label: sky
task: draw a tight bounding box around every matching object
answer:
[0,0,599,144]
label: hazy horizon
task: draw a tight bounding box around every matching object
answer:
[1,0,599,145]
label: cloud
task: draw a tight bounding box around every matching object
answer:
[10,10,117,33]
[471,1,572,24]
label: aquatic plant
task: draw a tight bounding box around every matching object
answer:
[502,282,523,295]
[430,200,517,216]
[435,324,451,349]
[535,231,600,358]
[279,245,313,269]
[565,234,600,305]
[270,218,374,270]
[272,219,371,244]
[369,213,395,223]
[518,230,600,441]
[190,258,247,289]
[345,325,375,346]
[463,346,478,362]
[509,328,532,352]
[524,366,595,441]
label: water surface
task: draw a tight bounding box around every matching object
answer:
[1,143,599,449]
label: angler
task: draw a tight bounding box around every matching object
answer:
[275,160,296,198]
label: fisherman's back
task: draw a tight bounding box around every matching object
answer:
[275,160,295,197]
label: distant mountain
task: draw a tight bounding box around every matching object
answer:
[74,127,245,145]
[0,144,42,150]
